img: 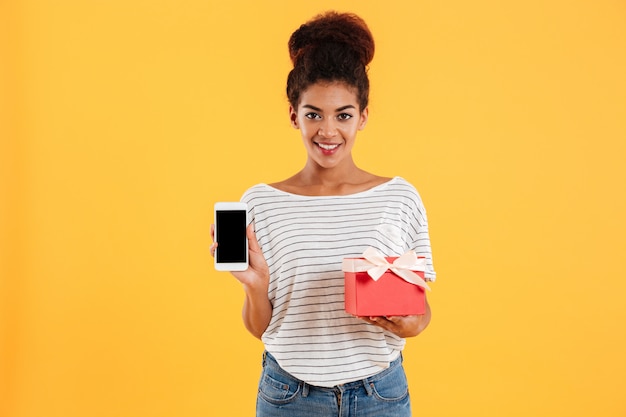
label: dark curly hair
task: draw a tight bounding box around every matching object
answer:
[286,11,375,111]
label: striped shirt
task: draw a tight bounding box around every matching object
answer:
[241,176,436,387]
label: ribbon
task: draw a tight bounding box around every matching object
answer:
[343,247,431,291]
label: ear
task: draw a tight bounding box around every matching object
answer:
[289,105,299,129]
[358,107,369,131]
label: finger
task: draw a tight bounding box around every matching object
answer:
[246,223,261,251]
[361,317,389,330]
[210,223,215,240]
[369,318,392,332]
[369,316,391,323]
[210,242,217,257]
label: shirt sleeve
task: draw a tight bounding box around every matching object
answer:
[409,189,436,281]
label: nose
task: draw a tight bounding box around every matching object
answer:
[318,119,338,138]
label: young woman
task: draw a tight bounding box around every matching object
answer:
[212,11,436,417]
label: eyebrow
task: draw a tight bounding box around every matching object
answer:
[302,104,357,112]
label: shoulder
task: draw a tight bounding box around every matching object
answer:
[388,176,415,189]
[380,177,428,213]
[386,177,430,224]
[379,176,421,198]
[266,178,298,195]
[364,174,393,189]
[240,183,279,205]
[241,183,268,195]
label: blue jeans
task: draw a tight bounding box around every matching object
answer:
[256,352,412,417]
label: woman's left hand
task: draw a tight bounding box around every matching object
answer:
[360,299,431,338]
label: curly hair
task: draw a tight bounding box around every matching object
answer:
[286,11,375,111]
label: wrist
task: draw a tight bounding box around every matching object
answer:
[243,276,269,299]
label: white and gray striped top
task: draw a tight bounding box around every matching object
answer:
[241,176,436,387]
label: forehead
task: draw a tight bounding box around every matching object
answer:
[299,82,359,110]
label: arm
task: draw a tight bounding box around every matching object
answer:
[360,296,431,338]
[240,282,272,339]
[212,223,272,339]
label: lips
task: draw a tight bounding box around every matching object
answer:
[316,142,340,151]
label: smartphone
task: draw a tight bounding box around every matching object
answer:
[214,202,249,271]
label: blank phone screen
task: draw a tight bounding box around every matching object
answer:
[215,210,247,263]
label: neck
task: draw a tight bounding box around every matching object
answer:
[299,158,363,187]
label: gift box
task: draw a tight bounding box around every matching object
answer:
[342,247,431,317]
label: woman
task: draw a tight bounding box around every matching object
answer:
[212,11,436,416]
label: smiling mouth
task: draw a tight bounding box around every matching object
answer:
[316,143,340,151]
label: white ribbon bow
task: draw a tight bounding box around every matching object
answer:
[362,247,431,291]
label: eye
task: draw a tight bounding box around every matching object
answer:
[337,113,353,121]
[305,112,322,120]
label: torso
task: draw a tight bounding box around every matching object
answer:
[240,176,436,387]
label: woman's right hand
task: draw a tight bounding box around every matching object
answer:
[210,222,272,338]
[210,223,270,292]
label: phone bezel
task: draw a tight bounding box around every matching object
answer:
[214,202,249,271]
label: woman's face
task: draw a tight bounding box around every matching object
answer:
[290,81,368,171]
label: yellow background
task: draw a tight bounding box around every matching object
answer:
[2,0,625,416]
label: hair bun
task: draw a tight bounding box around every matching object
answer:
[288,11,375,68]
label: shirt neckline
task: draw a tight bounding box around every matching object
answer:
[256,176,402,199]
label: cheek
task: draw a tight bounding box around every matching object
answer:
[304,120,325,134]
[339,124,359,137]
[300,124,316,137]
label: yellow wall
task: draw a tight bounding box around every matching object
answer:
[2,1,625,416]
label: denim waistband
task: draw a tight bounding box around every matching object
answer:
[262,351,404,391]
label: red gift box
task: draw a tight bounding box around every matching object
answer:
[342,248,430,317]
